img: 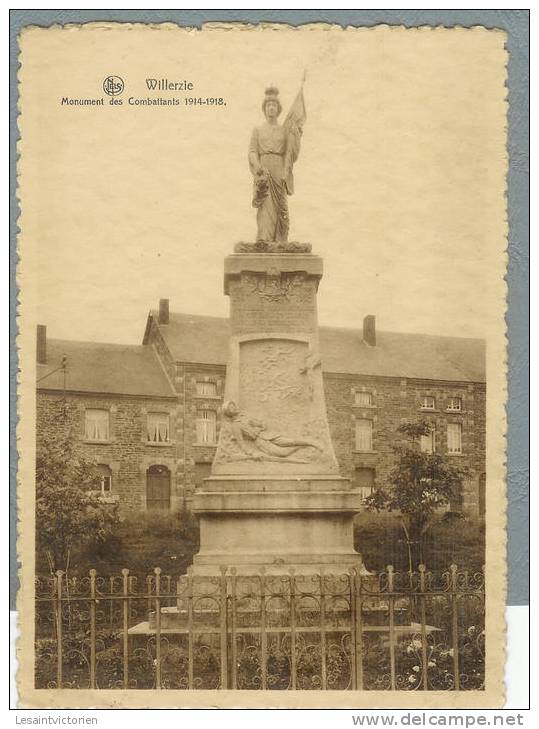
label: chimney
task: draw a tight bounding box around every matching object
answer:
[158,298,169,325]
[36,324,47,364]
[363,315,376,346]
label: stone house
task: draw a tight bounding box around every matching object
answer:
[36,300,486,516]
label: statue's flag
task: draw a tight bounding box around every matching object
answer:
[283,85,307,195]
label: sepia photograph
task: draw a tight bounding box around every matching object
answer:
[15,20,509,709]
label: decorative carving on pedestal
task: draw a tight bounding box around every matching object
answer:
[300,351,322,400]
[243,272,310,304]
[212,332,339,475]
[229,269,318,335]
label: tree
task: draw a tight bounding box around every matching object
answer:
[364,422,469,571]
[36,429,121,574]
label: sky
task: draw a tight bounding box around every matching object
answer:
[19,24,507,345]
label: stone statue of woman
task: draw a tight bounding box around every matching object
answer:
[248,82,306,244]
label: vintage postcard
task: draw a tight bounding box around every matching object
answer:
[16,22,507,708]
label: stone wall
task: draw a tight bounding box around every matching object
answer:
[180,364,226,505]
[323,373,486,515]
[37,370,486,516]
[36,390,179,511]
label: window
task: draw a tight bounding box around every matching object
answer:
[196,409,217,444]
[421,396,436,411]
[447,423,462,454]
[194,462,212,489]
[84,409,110,441]
[147,412,170,443]
[355,419,373,451]
[447,397,462,412]
[354,391,372,406]
[354,468,375,500]
[420,427,436,454]
[146,465,171,511]
[91,464,112,494]
[196,381,217,397]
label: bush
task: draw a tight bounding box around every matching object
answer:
[36,509,200,580]
[36,431,121,574]
[354,512,484,573]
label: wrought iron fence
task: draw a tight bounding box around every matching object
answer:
[35,564,485,691]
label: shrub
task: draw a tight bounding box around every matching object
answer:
[355,512,484,573]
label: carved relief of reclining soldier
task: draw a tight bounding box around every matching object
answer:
[221,400,322,463]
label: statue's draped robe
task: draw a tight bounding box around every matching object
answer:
[249,123,289,243]
[248,88,307,243]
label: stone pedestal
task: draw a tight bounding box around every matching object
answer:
[191,252,365,574]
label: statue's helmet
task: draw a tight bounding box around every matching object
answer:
[262,86,282,116]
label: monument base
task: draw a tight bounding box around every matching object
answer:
[189,249,365,577]
[192,475,367,576]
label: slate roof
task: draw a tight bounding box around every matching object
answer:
[37,339,176,398]
[148,311,486,383]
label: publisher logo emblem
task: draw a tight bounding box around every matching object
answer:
[103,76,124,97]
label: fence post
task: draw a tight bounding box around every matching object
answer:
[230,568,238,690]
[147,574,153,617]
[121,568,129,690]
[418,565,428,691]
[154,567,162,689]
[354,569,364,690]
[319,569,327,690]
[349,569,357,690]
[387,565,396,691]
[289,569,297,691]
[89,569,96,690]
[109,576,115,628]
[260,567,267,690]
[187,566,194,690]
[349,570,356,690]
[450,564,460,691]
[55,570,63,689]
[219,566,228,690]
